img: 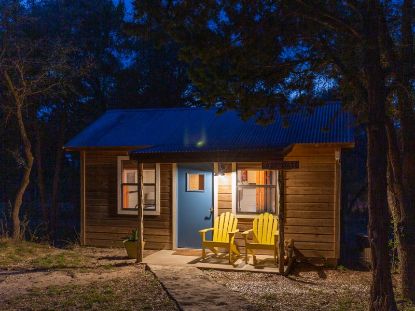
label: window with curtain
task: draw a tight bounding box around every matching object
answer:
[120,160,157,212]
[237,168,277,214]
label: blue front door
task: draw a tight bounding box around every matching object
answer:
[178,163,213,248]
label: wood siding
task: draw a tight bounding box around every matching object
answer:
[216,145,340,260]
[83,151,172,249]
[217,169,233,215]
[81,144,341,261]
[284,145,338,260]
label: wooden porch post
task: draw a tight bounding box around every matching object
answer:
[136,162,144,263]
[278,170,285,273]
[80,151,86,246]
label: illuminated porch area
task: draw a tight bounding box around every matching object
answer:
[143,249,285,274]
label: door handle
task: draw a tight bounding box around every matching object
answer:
[204,208,214,220]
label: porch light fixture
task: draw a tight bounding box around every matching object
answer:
[214,162,226,176]
[196,139,205,148]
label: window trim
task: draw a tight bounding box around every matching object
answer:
[234,165,278,216]
[117,156,160,216]
[186,173,205,192]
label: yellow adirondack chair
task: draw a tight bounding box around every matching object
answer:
[242,212,279,265]
[199,212,240,264]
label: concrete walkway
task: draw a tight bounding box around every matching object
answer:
[143,250,281,273]
[148,264,255,311]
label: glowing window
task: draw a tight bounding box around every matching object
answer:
[237,169,276,214]
[187,173,205,191]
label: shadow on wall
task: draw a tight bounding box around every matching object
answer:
[340,127,369,269]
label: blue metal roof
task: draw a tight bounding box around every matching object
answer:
[65,102,354,152]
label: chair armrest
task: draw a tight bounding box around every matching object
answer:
[228,229,239,236]
[242,229,253,236]
[274,232,279,236]
[199,228,214,233]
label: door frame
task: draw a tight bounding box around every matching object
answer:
[172,163,178,249]
[172,162,218,249]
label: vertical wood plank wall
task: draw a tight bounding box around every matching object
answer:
[83,151,172,249]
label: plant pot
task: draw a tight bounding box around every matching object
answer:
[123,240,146,259]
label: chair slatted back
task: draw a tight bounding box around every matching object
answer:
[213,212,238,242]
[252,213,278,245]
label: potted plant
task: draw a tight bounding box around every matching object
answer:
[123,229,145,259]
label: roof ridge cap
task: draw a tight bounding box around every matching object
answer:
[106,106,208,113]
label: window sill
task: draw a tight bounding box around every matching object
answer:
[117,209,160,216]
[235,214,258,219]
[235,213,276,219]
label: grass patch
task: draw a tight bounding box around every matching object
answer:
[30,252,87,269]
[334,295,366,311]
[3,272,177,311]
[396,297,415,311]
[0,239,93,270]
[0,239,52,268]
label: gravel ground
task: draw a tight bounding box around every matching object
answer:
[204,265,372,311]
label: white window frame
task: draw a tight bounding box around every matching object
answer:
[231,162,278,217]
[117,156,160,216]
[186,173,205,192]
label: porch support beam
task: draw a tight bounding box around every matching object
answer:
[130,147,291,163]
[136,162,144,263]
[278,170,285,273]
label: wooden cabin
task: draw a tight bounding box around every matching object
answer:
[65,103,354,266]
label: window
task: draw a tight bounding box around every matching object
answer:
[187,173,205,191]
[117,157,160,215]
[237,168,277,214]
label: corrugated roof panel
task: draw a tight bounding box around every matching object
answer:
[65,102,354,151]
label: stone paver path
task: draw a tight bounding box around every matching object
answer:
[148,264,255,311]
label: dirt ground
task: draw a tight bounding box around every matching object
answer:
[1,240,413,311]
[0,241,176,310]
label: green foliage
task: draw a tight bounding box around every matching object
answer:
[0,239,51,268]
[131,0,343,123]
[30,252,86,269]
[130,1,409,125]
[125,229,138,242]
[0,238,91,269]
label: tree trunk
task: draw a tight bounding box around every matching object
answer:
[385,118,403,272]
[34,122,49,228]
[12,105,34,240]
[364,2,397,310]
[367,103,397,311]
[50,117,66,239]
[386,159,402,272]
[386,117,415,302]
[397,133,415,303]
[367,103,398,308]
[396,0,415,300]
[4,71,34,241]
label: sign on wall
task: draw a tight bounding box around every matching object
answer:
[262,161,299,170]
